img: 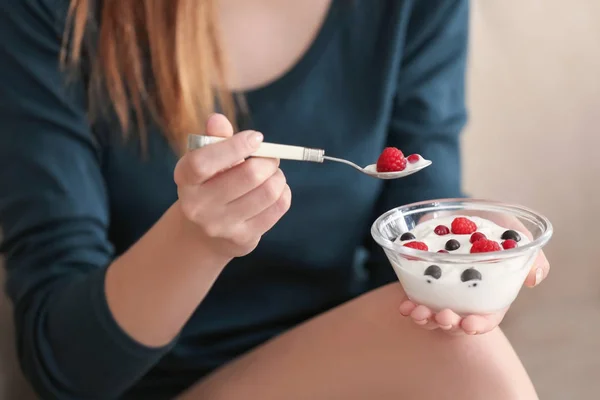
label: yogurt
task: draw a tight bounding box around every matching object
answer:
[386,216,537,315]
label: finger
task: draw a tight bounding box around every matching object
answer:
[524,251,550,288]
[202,157,280,204]
[244,184,292,235]
[444,328,469,337]
[434,309,462,331]
[401,301,438,329]
[399,300,417,317]
[460,308,507,335]
[206,113,234,138]
[225,168,287,222]
[174,130,263,185]
[419,320,441,331]
[410,305,434,326]
[205,114,240,171]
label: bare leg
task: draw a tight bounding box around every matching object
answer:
[179,283,538,400]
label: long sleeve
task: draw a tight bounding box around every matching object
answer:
[0,1,172,398]
[365,0,470,287]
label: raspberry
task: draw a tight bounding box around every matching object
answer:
[470,232,487,243]
[407,154,421,163]
[376,147,407,172]
[403,241,428,251]
[437,249,449,253]
[470,239,502,253]
[434,225,450,236]
[502,239,518,250]
[451,217,477,235]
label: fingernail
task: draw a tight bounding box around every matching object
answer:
[414,319,428,325]
[439,324,452,330]
[534,268,544,286]
[465,330,477,335]
[246,131,263,146]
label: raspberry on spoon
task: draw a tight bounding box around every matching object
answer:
[407,154,421,163]
[376,147,407,172]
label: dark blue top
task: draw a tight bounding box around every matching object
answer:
[0,0,468,398]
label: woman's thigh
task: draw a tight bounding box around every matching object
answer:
[179,283,537,400]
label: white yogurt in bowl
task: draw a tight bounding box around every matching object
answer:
[371,200,553,315]
[389,216,534,314]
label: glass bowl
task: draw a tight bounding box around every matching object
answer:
[370,198,553,315]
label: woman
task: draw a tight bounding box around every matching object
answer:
[0,0,548,398]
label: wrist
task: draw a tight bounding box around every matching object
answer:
[169,200,233,268]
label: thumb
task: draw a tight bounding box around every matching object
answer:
[206,113,244,170]
[206,113,234,138]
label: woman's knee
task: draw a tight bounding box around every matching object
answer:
[365,284,538,399]
[412,330,536,398]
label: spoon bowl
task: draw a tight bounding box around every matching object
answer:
[362,161,432,179]
[323,156,432,179]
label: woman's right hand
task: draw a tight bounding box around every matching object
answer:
[174,114,292,259]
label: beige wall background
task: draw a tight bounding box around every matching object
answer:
[1,0,600,398]
[465,1,600,399]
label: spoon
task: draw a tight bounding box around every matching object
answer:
[187,134,432,180]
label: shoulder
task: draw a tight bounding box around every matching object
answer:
[0,0,71,17]
[0,0,98,151]
[338,0,468,55]
[404,0,469,34]
[345,0,468,34]
[0,0,73,37]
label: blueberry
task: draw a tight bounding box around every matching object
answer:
[460,268,482,282]
[424,265,442,280]
[400,232,416,241]
[445,239,460,251]
[501,230,521,242]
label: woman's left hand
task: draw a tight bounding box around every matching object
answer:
[398,215,551,336]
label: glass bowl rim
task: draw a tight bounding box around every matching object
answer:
[370,198,553,264]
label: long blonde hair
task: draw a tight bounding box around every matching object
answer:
[62,0,236,152]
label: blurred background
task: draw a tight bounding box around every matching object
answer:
[1,0,599,398]
[464,1,600,399]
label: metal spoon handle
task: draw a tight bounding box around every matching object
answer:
[322,155,365,172]
[187,134,325,163]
